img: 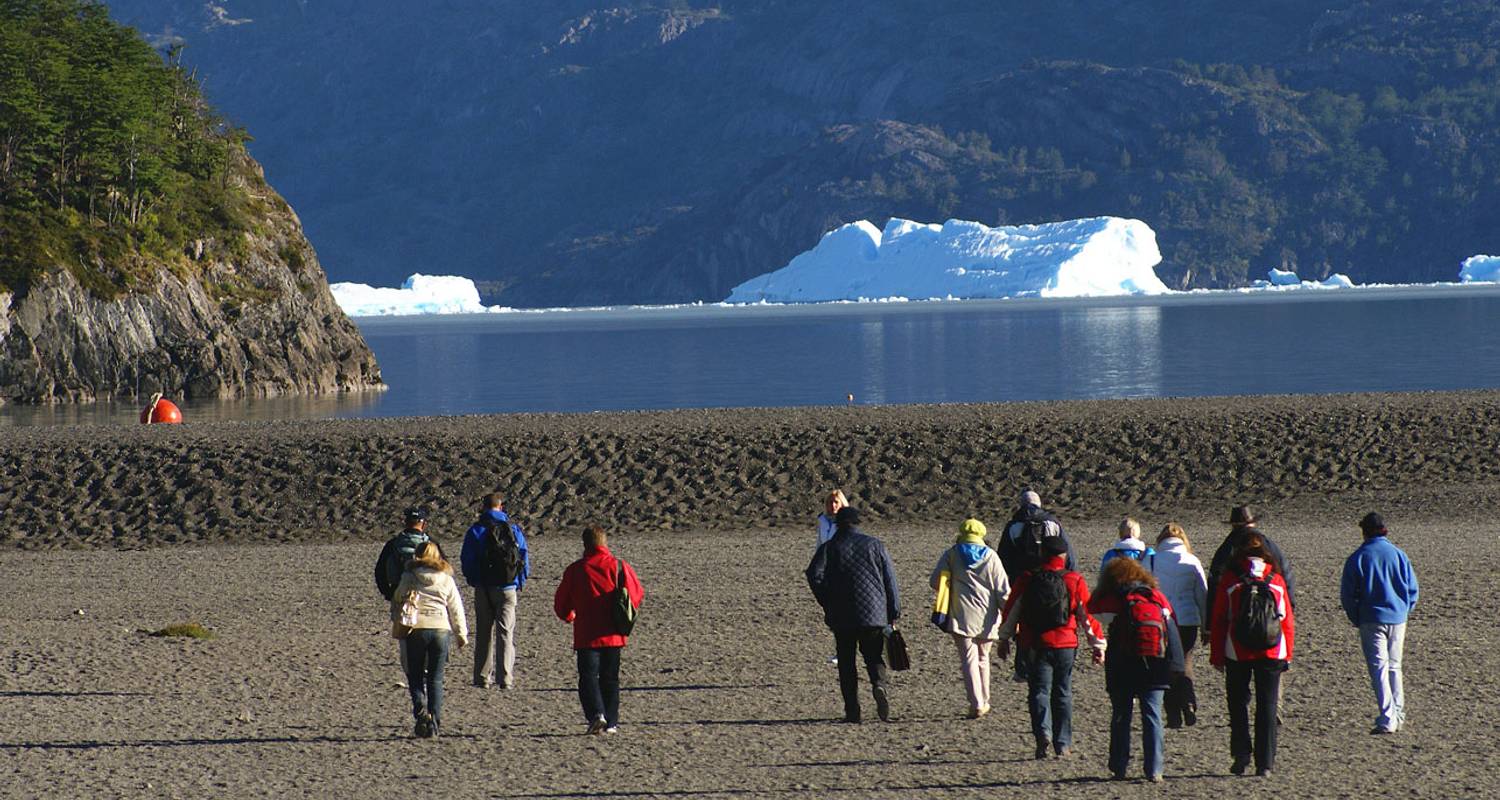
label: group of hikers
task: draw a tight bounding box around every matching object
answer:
[374,493,643,738]
[809,489,1419,781]
[370,487,1418,784]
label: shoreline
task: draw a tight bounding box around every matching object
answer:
[2,390,1498,549]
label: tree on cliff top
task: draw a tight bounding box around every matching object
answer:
[0,0,262,298]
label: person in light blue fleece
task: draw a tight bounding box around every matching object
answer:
[1340,512,1419,735]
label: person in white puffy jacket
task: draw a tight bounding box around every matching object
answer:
[391,541,469,738]
[1149,523,1207,728]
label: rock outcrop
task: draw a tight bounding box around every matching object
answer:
[0,184,382,404]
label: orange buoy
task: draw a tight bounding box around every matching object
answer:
[140,393,183,424]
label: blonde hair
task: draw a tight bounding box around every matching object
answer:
[1156,522,1191,553]
[1118,517,1141,539]
[410,541,452,574]
[1095,555,1158,596]
[826,489,849,509]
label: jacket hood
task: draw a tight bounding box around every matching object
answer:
[953,543,989,568]
[1038,554,1067,571]
[482,508,508,525]
[1113,537,1149,553]
[1157,537,1187,554]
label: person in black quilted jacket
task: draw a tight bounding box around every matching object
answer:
[806,507,902,723]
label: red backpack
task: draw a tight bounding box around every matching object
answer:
[1121,586,1168,658]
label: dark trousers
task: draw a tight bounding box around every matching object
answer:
[402,629,450,726]
[1165,625,1199,725]
[834,627,888,720]
[1225,660,1283,772]
[1027,647,1076,748]
[577,647,623,727]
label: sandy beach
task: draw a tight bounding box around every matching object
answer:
[2,392,1498,797]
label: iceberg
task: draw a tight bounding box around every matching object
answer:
[1267,268,1301,286]
[331,274,490,316]
[725,216,1167,303]
[1460,255,1500,283]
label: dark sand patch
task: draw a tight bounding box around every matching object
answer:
[1,391,1498,549]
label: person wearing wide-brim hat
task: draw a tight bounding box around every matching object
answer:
[1204,506,1295,644]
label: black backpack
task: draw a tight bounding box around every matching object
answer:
[1022,568,1072,633]
[383,529,429,593]
[483,519,523,585]
[1232,576,1283,650]
[1019,517,1053,561]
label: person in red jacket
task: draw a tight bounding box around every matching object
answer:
[995,536,1106,760]
[1209,533,1294,778]
[554,524,644,734]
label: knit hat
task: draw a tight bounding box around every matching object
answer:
[1040,535,1068,557]
[835,506,861,527]
[404,506,429,524]
[959,518,987,539]
[1359,512,1387,534]
[1020,490,1042,507]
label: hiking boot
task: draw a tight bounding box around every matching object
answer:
[1183,706,1197,727]
[967,704,990,719]
[1034,739,1051,760]
[1147,774,1164,783]
[604,726,619,734]
[1054,745,1072,759]
[1230,755,1251,775]
[872,686,891,722]
[1255,768,1273,778]
[587,715,608,735]
[841,713,861,724]
[414,712,434,739]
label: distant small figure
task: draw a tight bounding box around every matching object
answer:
[846,393,854,405]
[554,525,644,735]
[1340,512,1418,735]
[1100,517,1156,573]
[806,507,901,723]
[459,493,530,690]
[390,541,469,738]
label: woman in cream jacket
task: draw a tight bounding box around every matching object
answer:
[929,519,1010,718]
[391,541,469,737]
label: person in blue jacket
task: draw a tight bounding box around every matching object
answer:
[460,493,530,689]
[1340,512,1418,735]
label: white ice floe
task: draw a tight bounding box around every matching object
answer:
[331,274,491,316]
[1249,268,1357,291]
[1460,255,1500,283]
[1267,268,1301,286]
[724,217,1168,303]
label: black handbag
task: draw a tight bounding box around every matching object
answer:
[612,560,637,635]
[885,626,911,671]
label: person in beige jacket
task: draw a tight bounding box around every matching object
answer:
[929,519,1011,718]
[391,541,469,738]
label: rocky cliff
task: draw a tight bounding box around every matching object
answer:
[0,187,382,403]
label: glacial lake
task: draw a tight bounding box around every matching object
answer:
[6,285,1500,427]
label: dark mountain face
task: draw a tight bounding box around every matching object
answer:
[106,1,1500,306]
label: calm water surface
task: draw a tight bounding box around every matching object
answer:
[6,287,1500,426]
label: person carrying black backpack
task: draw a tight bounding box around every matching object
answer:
[996,535,1106,760]
[1209,533,1295,778]
[376,507,438,680]
[995,490,1078,682]
[459,493,530,690]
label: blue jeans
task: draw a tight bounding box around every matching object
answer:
[1027,647,1075,748]
[1359,622,1407,731]
[577,647,623,727]
[403,629,451,727]
[1109,686,1165,778]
